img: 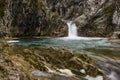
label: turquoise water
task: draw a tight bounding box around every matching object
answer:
[8,37,120,50]
[8,37,120,58]
[8,37,120,59]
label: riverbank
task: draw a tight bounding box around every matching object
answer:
[0,40,104,80]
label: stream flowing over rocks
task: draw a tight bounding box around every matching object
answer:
[0,38,119,80]
[0,0,120,80]
[0,40,104,80]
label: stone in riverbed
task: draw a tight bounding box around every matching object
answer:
[0,40,104,80]
[85,75,103,80]
[31,70,51,77]
[31,70,82,80]
[109,31,120,44]
[110,31,120,39]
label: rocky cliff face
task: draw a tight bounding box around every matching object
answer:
[42,0,86,20]
[0,0,120,37]
[0,0,67,37]
[76,0,120,37]
[42,0,120,37]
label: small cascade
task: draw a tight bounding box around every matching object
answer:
[67,21,78,38]
[65,21,104,40]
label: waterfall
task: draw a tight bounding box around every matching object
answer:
[67,21,78,38]
[64,21,104,40]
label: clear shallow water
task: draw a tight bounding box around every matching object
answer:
[8,37,120,59]
[8,37,120,50]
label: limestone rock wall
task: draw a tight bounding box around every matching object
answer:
[75,0,120,37]
[42,0,120,37]
[0,0,67,37]
[0,0,120,37]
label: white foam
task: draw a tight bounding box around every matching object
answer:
[85,75,103,80]
[58,37,107,40]
[7,40,19,43]
[57,69,74,76]
[108,72,118,80]
[67,21,78,38]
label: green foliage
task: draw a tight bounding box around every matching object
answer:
[0,0,5,17]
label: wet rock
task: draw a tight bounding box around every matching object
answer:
[110,31,120,39]
[109,31,120,44]
[31,70,51,77]
[0,59,4,63]
[31,70,82,80]
[0,41,103,80]
[95,58,120,80]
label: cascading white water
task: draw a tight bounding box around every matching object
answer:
[67,21,78,38]
[65,21,105,40]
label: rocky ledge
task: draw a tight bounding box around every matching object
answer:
[109,31,120,44]
[0,40,104,80]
